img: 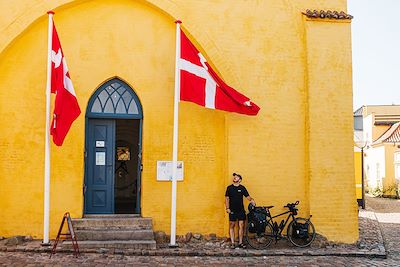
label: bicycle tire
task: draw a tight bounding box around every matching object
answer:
[287,217,316,247]
[245,222,274,250]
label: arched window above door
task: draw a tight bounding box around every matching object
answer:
[87,78,143,119]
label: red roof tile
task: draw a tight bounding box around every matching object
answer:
[303,10,353,20]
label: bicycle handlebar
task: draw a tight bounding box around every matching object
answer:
[284,200,300,208]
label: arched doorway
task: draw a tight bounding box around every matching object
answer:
[84,78,143,214]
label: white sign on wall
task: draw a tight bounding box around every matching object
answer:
[157,161,184,181]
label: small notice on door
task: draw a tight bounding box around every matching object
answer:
[96,141,105,147]
[157,161,184,181]
[96,152,106,165]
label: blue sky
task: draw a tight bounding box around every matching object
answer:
[348,0,400,110]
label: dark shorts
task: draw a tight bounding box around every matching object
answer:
[229,210,246,221]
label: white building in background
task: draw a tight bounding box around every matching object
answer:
[354,105,400,196]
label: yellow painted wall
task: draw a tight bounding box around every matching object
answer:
[0,0,358,243]
[354,151,362,199]
[373,125,391,142]
[305,18,358,243]
[383,144,398,196]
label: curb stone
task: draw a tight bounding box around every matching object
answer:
[6,246,386,258]
[373,211,388,255]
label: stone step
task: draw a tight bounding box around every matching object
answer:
[68,216,156,250]
[84,214,140,218]
[62,240,156,250]
[71,217,152,229]
[75,229,154,241]
[74,226,150,231]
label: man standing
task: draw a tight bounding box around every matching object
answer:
[225,173,255,249]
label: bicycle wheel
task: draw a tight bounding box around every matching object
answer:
[245,222,274,250]
[287,217,316,247]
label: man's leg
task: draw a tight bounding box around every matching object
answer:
[229,221,236,245]
[238,220,244,244]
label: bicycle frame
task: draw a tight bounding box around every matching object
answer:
[267,209,296,239]
[246,201,315,249]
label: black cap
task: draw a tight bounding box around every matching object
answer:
[233,173,242,180]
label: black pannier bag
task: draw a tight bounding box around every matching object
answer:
[247,220,257,233]
[293,222,309,239]
[247,207,268,234]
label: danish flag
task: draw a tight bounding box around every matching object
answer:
[179,29,260,115]
[50,22,81,146]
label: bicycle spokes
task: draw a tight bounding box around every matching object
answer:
[245,222,274,249]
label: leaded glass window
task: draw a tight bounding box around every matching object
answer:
[90,80,140,115]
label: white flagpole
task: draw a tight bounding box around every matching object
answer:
[43,10,54,245]
[170,20,181,247]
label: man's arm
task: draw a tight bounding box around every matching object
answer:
[243,186,256,205]
[246,196,256,205]
[225,196,231,213]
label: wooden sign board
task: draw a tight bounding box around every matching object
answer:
[50,212,79,258]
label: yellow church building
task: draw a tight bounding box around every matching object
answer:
[0,0,358,244]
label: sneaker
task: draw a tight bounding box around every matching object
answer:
[238,243,247,249]
[229,243,236,249]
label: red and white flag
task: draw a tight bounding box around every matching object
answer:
[179,29,260,115]
[50,22,81,146]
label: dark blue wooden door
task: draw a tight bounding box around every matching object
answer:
[85,119,115,214]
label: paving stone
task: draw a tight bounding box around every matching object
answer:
[185,232,192,242]
[193,233,202,240]
[4,236,25,246]
[154,231,167,244]
[24,236,33,242]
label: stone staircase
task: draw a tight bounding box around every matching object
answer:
[63,215,156,250]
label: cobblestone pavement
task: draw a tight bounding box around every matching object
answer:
[0,252,395,266]
[365,195,400,261]
[0,196,399,266]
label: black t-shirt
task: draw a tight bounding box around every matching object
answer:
[225,184,249,212]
